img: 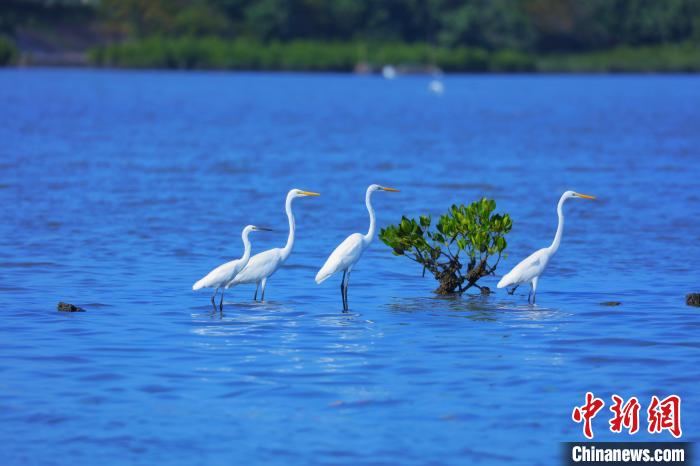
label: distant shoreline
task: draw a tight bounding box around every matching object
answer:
[3,0,699,74]
[3,38,699,74]
[6,64,700,76]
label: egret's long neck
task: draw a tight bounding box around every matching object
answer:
[364,188,376,244]
[549,195,566,253]
[240,229,252,264]
[281,195,295,261]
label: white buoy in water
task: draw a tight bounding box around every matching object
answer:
[429,79,444,95]
[382,65,397,80]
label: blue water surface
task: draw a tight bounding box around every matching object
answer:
[1,69,699,466]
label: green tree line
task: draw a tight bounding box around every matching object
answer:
[96,0,700,51]
[2,0,700,70]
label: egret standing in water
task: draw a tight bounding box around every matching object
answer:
[193,225,270,312]
[382,65,397,80]
[315,184,399,311]
[226,189,320,301]
[428,79,444,95]
[497,190,596,304]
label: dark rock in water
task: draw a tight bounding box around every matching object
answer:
[600,301,622,306]
[480,286,491,296]
[57,302,85,312]
[686,294,700,307]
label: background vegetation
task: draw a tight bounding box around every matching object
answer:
[0,36,18,66]
[2,0,700,71]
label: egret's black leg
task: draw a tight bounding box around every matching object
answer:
[531,278,538,305]
[219,289,225,312]
[211,288,219,312]
[340,270,347,310]
[507,285,519,295]
[342,272,350,312]
[253,282,259,301]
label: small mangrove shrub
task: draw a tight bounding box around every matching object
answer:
[379,198,512,295]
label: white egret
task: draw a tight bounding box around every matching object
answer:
[496,190,596,303]
[382,65,397,80]
[226,189,320,301]
[315,184,399,311]
[428,79,444,95]
[192,225,271,311]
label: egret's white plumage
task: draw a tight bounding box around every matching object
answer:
[193,225,269,311]
[315,233,365,284]
[382,65,397,79]
[497,190,596,303]
[315,184,399,311]
[428,79,444,95]
[226,188,319,300]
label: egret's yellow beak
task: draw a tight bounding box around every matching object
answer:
[300,191,320,197]
[577,193,596,200]
[381,187,400,192]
